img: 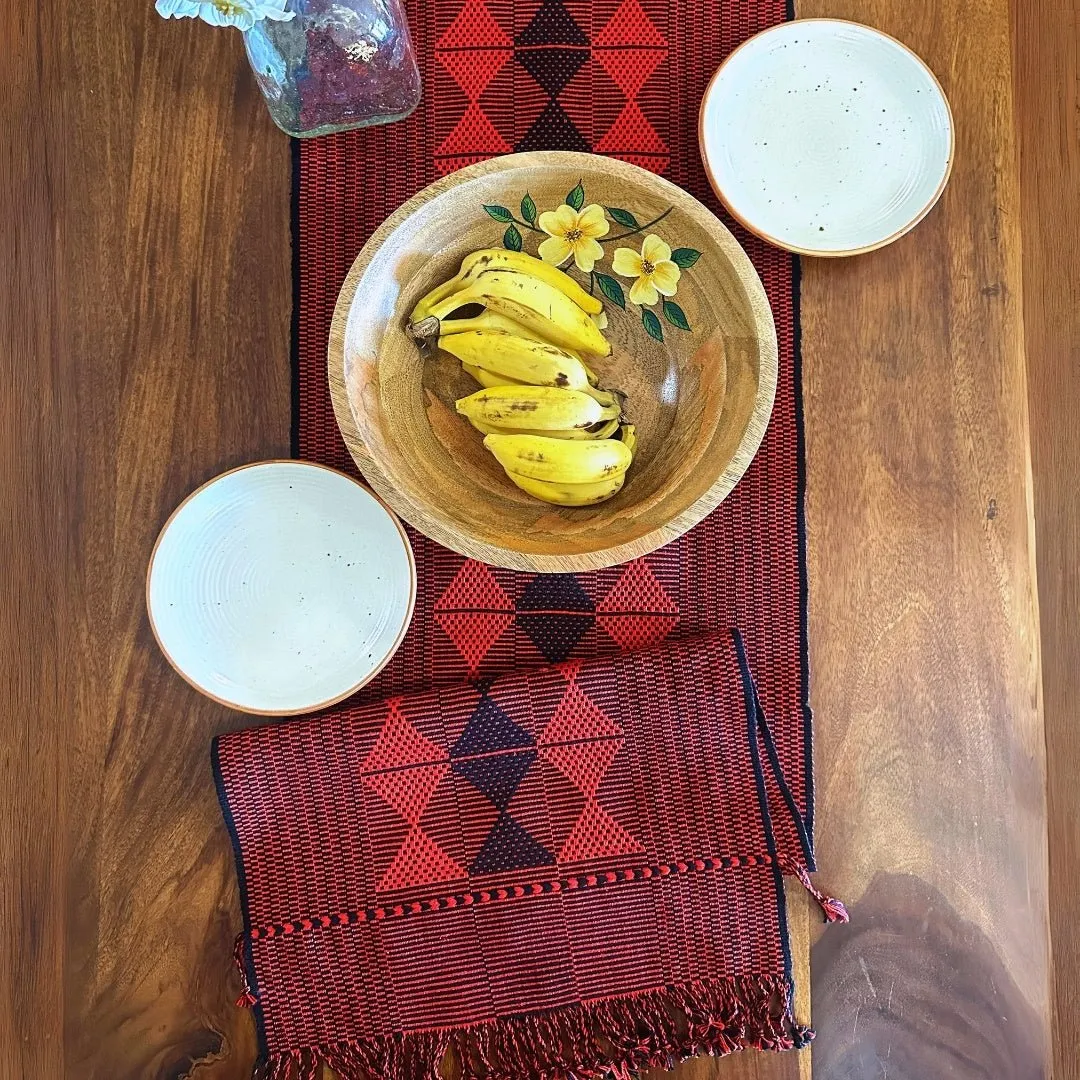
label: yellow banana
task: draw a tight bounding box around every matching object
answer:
[484,433,633,484]
[411,249,603,321]
[439,310,549,343]
[460,363,522,389]
[456,386,614,430]
[467,416,621,441]
[440,330,592,390]
[429,272,610,357]
[458,250,603,315]
[508,472,626,506]
[619,423,637,456]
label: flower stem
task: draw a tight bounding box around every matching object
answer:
[511,215,545,234]
[601,206,674,243]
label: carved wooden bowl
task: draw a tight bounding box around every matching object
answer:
[329,151,777,572]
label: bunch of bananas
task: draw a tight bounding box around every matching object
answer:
[408,249,636,506]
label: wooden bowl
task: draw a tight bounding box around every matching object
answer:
[329,151,777,572]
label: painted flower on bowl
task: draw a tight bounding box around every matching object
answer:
[537,204,610,274]
[612,234,682,307]
[155,0,295,30]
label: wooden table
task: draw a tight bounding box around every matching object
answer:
[3,0,1069,1076]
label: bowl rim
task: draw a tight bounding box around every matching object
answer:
[328,150,778,572]
[145,459,417,716]
[697,17,955,258]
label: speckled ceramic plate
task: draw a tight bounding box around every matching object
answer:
[699,19,953,256]
[147,461,416,715]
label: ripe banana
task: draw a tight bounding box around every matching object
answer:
[619,423,637,456]
[508,472,626,506]
[460,363,522,389]
[456,386,616,431]
[439,310,550,343]
[410,248,603,321]
[429,272,610,358]
[484,433,633,484]
[440,330,592,391]
[467,416,621,441]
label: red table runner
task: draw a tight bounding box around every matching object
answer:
[216,0,840,1074]
[294,0,813,870]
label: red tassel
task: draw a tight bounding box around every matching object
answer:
[232,933,258,1008]
[786,864,850,924]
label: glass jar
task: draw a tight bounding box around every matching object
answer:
[244,0,422,138]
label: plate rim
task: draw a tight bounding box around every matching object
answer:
[327,149,778,573]
[698,17,956,258]
[145,459,417,716]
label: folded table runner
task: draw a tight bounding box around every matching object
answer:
[216,632,817,1079]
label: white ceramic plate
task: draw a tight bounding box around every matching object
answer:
[699,19,953,256]
[147,461,416,715]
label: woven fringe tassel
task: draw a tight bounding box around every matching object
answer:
[785,863,850,924]
[233,933,258,1008]
[252,974,809,1080]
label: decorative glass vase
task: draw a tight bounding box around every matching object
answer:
[243,0,422,138]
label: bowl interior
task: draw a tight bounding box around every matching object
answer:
[331,152,776,572]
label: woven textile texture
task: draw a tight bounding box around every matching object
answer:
[216,632,815,1078]
[294,0,813,870]
[217,0,829,1074]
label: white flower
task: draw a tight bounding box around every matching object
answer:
[155,0,295,30]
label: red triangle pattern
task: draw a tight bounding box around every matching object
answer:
[540,680,622,744]
[362,762,449,826]
[435,560,514,613]
[435,611,515,673]
[541,738,623,798]
[436,103,514,158]
[378,824,466,892]
[594,100,669,155]
[435,559,516,673]
[592,46,666,98]
[558,800,642,863]
[437,0,512,49]
[592,0,667,48]
[360,700,446,773]
[597,559,679,614]
[597,559,679,650]
[438,48,513,101]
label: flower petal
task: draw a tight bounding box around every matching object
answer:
[538,235,574,266]
[641,233,672,265]
[577,204,610,238]
[612,247,643,278]
[651,260,681,296]
[628,277,659,307]
[573,237,605,273]
[538,204,579,237]
[198,2,256,27]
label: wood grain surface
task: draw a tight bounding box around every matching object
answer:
[798,1,1050,1078]
[0,0,1060,1079]
[328,152,776,573]
[1012,2,1080,1078]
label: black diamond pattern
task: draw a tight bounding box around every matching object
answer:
[515,101,592,154]
[516,572,595,661]
[450,696,533,758]
[470,812,554,875]
[453,749,536,811]
[515,0,589,46]
[516,47,589,97]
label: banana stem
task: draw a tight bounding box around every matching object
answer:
[407,316,441,344]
